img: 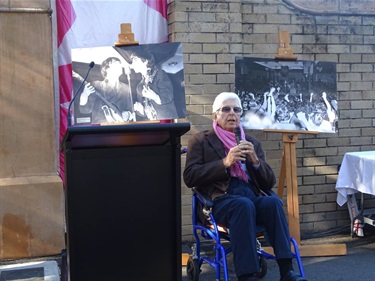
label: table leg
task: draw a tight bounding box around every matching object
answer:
[347,194,364,237]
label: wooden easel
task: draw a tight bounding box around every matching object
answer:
[275,30,298,60]
[264,129,318,245]
[261,31,347,256]
[261,130,347,256]
[114,23,139,46]
[277,131,309,244]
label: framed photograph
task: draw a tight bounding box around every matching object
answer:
[71,42,186,125]
[235,57,338,133]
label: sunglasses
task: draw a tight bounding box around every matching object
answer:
[218,106,243,114]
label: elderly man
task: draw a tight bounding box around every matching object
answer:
[184,92,306,281]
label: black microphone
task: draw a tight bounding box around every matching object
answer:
[234,127,244,163]
[234,127,242,145]
[67,61,95,126]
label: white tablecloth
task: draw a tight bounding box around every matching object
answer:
[336,151,375,206]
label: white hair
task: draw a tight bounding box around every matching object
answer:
[212,92,242,113]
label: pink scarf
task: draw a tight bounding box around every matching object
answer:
[213,121,248,182]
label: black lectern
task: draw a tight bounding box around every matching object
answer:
[61,122,190,281]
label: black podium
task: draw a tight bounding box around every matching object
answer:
[61,122,190,281]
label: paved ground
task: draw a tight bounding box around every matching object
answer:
[1,229,374,281]
[182,229,375,281]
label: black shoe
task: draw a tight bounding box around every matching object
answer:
[280,270,307,281]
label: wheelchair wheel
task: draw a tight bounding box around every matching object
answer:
[186,257,200,281]
[255,256,267,278]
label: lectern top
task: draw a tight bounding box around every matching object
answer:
[61,122,190,150]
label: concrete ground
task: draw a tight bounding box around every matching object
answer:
[1,229,374,281]
[182,229,375,281]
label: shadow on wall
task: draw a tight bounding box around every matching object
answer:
[281,0,375,15]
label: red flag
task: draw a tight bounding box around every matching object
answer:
[56,0,169,182]
[144,0,168,19]
[56,0,76,183]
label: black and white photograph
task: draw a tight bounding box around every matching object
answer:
[235,57,338,133]
[71,42,186,125]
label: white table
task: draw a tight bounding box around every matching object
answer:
[336,151,375,236]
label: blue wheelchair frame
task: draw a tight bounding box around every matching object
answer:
[187,187,305,281]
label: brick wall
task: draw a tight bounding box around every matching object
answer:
[168,0,375,241]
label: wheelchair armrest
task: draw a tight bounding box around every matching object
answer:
[192,187,214,208]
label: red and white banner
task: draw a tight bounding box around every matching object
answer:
[56,0,168,181]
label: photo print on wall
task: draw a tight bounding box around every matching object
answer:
[235,57,338,133]
[71,42,186,125]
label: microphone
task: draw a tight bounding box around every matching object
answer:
[234,127,242,145]
[67,61,95,126]
[234,127,244,163]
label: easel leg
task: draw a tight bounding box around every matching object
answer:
[278,150,286,198]
[282,133,301,244]
[276,133,347,256]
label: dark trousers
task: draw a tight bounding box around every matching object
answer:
[212,177,292,277]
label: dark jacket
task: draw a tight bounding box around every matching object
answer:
[183,129,276,199]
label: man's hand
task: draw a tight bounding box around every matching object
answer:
[79,83,95,105]
[223,145,247,168]
[237,140,259,165]
[133,101,145,115]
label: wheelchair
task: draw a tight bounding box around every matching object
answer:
[186,187,305,281]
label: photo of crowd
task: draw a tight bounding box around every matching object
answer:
[235,57,338,133]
